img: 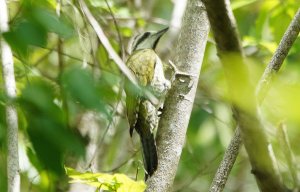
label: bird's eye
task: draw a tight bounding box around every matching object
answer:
[144,32,151,37]
[139,32,151,42]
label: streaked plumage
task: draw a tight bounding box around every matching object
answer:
[125,28,170,179]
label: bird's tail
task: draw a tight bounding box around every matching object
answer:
[140,132,158,180]
[135,100,158,180]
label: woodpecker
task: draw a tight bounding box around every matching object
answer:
[125,27,170,179]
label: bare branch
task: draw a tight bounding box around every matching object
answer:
[145,0,209,191]
[256,9,300,103]
[209,128,242,192]
[0,0,20,191]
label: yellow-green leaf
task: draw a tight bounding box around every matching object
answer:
[66,167,146,192]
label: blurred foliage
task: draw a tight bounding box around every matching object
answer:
[4,1,73,57]
[0,0,299,191]
[19,78,85,176]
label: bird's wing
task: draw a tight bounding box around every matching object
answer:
[126,49,156,86]
[125,78,140,136]
[125,49,157,136]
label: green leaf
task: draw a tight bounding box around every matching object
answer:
[66,167,146,192]
[3,21,47,56]
[61,67,108,114]
[3,5,73,57]
[30,8,74,38]
[61,67,119,117]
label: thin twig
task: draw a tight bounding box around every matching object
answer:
[57,39,64,75]
[40,46,95,66]
[175,152,222,192]
[104,150,139,173]
[193,101,230,126]
[32,49,53,67]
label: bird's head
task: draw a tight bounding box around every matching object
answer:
[128,27,169,54]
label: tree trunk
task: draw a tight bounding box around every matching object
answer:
[0,0,20,191]
[146,0,209,191]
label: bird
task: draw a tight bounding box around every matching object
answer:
[125,27,170,180]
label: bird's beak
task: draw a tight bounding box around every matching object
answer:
[154,27,169,38]
[148,27,169,49]
[150,27,169,49]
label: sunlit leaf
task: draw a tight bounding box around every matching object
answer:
[120,27,133,37]
[137,18,146,28]
[259,41,277,53]
[66,167,146,192]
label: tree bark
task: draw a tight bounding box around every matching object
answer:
[209,128,242,192]
[0,0,20,192]
[145,0,209,191]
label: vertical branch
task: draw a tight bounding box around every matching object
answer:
[203,0,287,191]
[208,7,300,192]
[0,0,20,192]
[146,0,209,191]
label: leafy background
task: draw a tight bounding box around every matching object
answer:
[0,0,300,191]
